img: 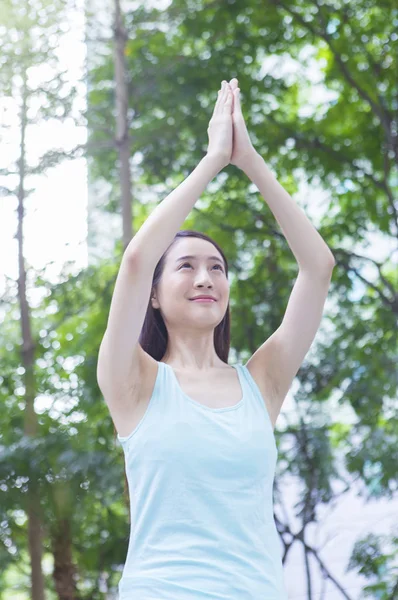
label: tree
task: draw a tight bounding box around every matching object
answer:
[0,0,79,597]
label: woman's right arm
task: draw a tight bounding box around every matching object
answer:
[97,81,233,432]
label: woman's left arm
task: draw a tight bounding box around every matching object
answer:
[227,80,336,419]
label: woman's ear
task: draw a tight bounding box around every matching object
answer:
[151,291,159,309]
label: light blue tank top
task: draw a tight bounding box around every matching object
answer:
[117,361,288,600]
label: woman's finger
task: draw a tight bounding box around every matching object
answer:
[220,81,228,105]
[223,88,233,112]
[212,82,225,116]
[233,88,241,113]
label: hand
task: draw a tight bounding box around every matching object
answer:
[228,78,257,168]
[206,80,233,169]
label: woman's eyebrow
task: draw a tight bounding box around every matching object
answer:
[175,255,223,264]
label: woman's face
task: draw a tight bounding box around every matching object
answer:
[151,237,230,330]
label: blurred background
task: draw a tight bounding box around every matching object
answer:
[0,0,397,598]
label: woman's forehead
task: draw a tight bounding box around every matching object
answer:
[170,238,222,260]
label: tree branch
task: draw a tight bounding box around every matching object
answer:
[334,248,398,313]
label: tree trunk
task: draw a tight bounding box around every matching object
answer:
[51,518,78,600]
[113,0,133,251]
[18,71,46,600]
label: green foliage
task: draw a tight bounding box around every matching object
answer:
[348,532,398,599]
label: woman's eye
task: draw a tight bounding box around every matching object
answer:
[180,263,223,272]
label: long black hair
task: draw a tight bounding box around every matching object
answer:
[139,230,231,364]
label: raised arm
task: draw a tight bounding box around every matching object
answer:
[97,80,234,435]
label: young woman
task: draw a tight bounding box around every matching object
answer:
[97,78,335,599]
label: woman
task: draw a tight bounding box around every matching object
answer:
[97,78,335,599]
